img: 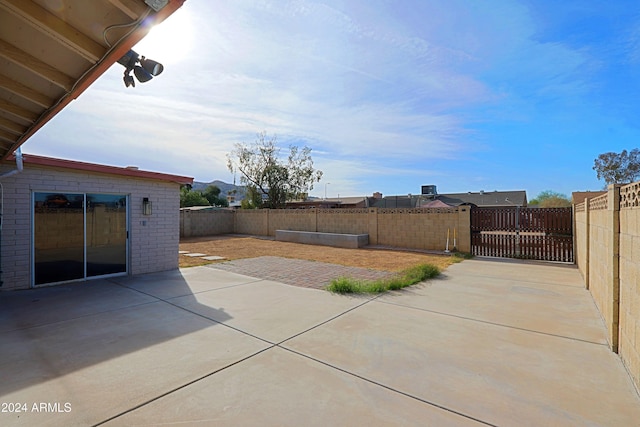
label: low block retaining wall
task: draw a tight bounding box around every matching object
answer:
[275,230,368,249]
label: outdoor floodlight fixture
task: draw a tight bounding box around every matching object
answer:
[117,50,164,88]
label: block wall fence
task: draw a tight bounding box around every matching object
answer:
[181,207,471,253]
[574,182,640,391]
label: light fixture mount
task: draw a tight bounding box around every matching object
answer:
[117,50,164,88]
[144,0,169,12]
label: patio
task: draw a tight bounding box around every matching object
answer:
[1,258,639,426]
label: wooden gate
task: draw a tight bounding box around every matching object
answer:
[470,207,573,262]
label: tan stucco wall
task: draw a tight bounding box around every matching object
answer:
[0,163,181,290]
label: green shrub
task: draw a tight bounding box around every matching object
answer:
[326,277,361,293]
[326,263,441,294]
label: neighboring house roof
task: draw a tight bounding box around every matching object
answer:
[180,206,216,211]
[17,153,193,185]
[572,191,606,205]
[0,0,186,161]
[323,197,368,205]
[370,190,528,208]
[419,199,454,208]
[370,196,415,208]
[287,197,368,208]
[435,191,528,208]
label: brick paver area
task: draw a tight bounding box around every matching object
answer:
[208,256,396,289]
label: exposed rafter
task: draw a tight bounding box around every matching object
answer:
[0,40,75,91]
[0,116,25,135]
[108,0,149,19]
[0,73,53,108]
[0,0,187,161]
[0,0,106,63]
[0,99,39,123]
[0,128,18,144]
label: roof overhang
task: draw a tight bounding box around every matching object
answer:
[0,0,186,161]
[17,153,193,185]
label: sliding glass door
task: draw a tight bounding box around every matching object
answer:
[86,194,127,277]
[34,193,85,285]
[33,192,128,286]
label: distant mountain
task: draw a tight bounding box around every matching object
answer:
[192,180,246,198]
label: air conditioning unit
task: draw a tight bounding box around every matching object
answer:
[421,185,437,196]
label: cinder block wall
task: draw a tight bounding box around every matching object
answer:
[268,209,316,235]
[316,209,369,234]
[574,203,588,284]
[377,207,471,252]
[0,163,181,290]
[181,209,234,237]
[587,193,619,350]
[130,179,181,276]
[235,209,268,235]
[619,183,640,389]
[575,182,640,391]
[182,207,471,252]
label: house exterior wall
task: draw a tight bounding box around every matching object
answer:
[181,207,471,253]
[0,163,181,290]
[575,182,640,391]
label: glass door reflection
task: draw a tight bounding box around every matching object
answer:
[34,192,85,285]
[86,194,127,277]
[33,192,128,285]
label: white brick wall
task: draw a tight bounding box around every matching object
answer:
[0,162,181,290]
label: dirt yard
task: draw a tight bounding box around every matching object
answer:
[179,234,458,272]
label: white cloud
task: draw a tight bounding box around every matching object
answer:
[27,0,631,197]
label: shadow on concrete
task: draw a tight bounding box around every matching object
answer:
[0,268,233,396]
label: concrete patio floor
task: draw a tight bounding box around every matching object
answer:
[1,258,639,426]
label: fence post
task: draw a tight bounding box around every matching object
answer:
[457,207,471,253]
[515,206,521,257]
[583,198,590,290]
[609,184,621,352]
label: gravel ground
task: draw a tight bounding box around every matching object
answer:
[179,234,456,271]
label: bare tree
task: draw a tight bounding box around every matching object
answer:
[227,131,323,209]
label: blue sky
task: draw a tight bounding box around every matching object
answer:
[26,0,640,199]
